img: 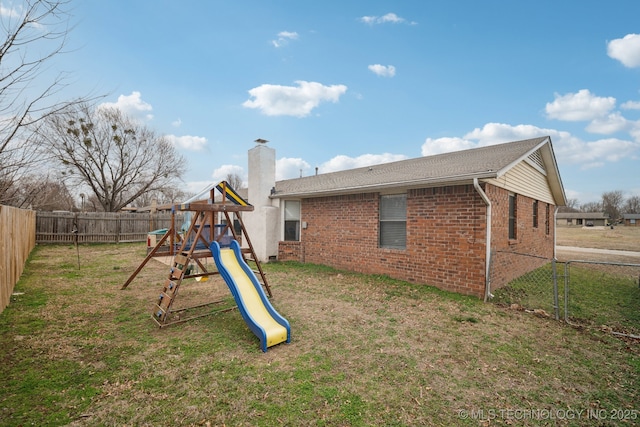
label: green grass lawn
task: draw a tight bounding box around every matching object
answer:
[0,243,638,426]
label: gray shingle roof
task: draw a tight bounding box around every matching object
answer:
[557,212,609,219]
[274,137,554,198]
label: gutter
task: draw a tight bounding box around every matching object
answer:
[272,172,499,199]
[473,178,492,302]
[553,206,559,259]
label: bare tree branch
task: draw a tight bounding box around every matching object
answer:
[37,103,186,212]
[0,0,100,206]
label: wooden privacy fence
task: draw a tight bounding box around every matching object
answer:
[35,211,184,244]
[1,205,36,314]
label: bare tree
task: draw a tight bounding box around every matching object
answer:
[565,198,580,210]
[225,172,245,190]
[0,0,93,206]
[623,195,640,214]
[580,201,602,212]
[602,190,624,221]
[133,188,194,208]
[3,173,75,210]
[37,103,186,212]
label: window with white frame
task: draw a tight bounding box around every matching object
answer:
[379,194,406,249]
[284,200,301,241]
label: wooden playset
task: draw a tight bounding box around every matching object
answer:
[121,181,272,327]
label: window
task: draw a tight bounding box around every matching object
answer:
[545,204,550,235]
[508,194,517,240]
[379,194,406,249]
[284,200,300,241]
[533,201,538,228]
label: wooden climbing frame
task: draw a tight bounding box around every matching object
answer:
[121,182,272,326]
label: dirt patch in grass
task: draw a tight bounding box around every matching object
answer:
[1,243,638,426]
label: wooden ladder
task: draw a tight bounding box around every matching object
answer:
[153,251,191,323]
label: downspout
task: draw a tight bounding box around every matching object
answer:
[553,206,559,259]
[473,178,492,302]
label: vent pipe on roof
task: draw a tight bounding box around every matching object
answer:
[474,178,493,302]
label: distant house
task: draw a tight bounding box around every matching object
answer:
[243,137,566,299]
[556,212,609,227]
[623,213,640,227]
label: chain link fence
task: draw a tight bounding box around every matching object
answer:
[562,260,640,337]
[490,250,559,319]
[490,250,640,338]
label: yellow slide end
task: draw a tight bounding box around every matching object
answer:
[220,249,288,348]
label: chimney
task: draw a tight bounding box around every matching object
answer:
[245,142,278,262]
[248,143,275,208]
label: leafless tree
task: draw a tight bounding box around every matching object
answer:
[580,201,602,212]
[0,172,75,210]
[565,198,579,210]
[623,195,640,214]
[37,103,186,212]
[601,190,624,221]
[225,172,245,190]
[0,0,94,206]
[133,188,194,208]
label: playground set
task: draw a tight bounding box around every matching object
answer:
[121,181,290,352]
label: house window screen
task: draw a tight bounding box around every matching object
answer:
[533,201,539,228]
[509,194,517,240]
[284,200,300,241]
[545,204,550,235]
[379,194,406,249]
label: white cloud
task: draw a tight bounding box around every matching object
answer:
[368,64,396,77]
[545,89,616,122]
[421,122,564,157]
[630,123,640,143]
[421,137,476,156]
[621,100,640,110]
[171,118,182,127]
[99,91,154,121]
[359,13,415,25]
[271,31,299,48]
[568,138,639,168]
[276,157,311,180]
[463,122,561,145]
[585,112,630,134]
[211,164,246,186]
[184,181,216,198]
[319,153,408,173]
[422,122,640,171]
[607,33,640,68]
[166,134,207,151]
[0,4,20,18]
[243,80,347,117]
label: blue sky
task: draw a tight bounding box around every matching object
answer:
[45,1,640,203]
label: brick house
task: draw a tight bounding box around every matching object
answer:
[623,214,640,226]
[556,212,609,227]
[243,136,566,299]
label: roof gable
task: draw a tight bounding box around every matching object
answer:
[274,137,566,206]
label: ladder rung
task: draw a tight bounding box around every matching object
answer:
[174,254,189,266]
[153,305,167,321]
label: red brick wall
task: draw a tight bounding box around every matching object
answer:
[486,185,555,290]
[277,183,556,298]
[278,241,303,262]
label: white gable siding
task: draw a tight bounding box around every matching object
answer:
[486,161,555,204]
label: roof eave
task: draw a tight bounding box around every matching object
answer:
[272,172,499,199]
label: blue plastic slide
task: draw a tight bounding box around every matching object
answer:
[210,240,290,352]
